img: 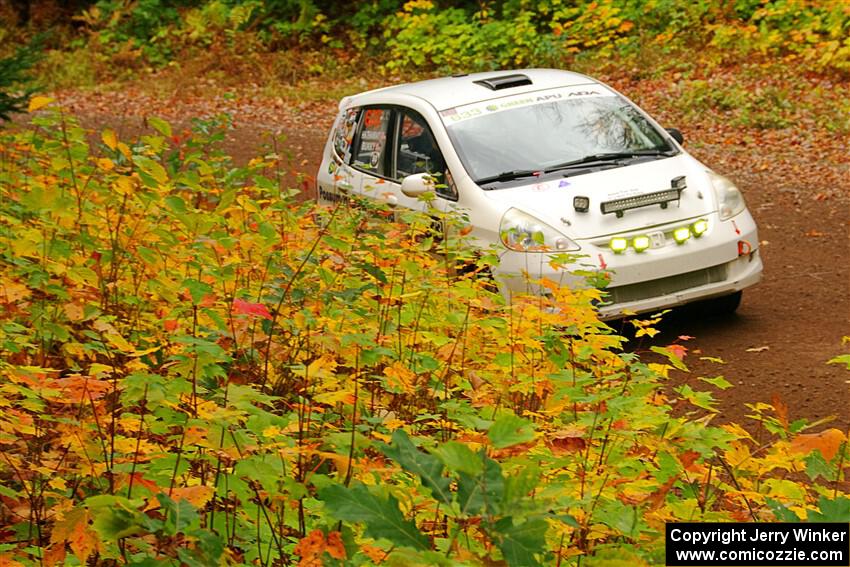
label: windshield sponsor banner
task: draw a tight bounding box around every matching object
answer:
[440,85,616,124]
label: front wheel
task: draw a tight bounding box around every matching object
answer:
[704,290,743,315]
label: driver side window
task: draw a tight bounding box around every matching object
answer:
[394,110,457,200]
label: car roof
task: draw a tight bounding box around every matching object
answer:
[351,68,599,111]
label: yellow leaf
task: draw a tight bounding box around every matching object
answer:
[0,278,30,303]
[49,478,67,491]
[171,485,214,507]
[383,362,416,391]
[101,129,117,150]
[314,390,355,405]
[97,157,114,171]
[28,96,54,112]
[724,440,752,467]
[113,176,134,196]
[130,346,160,358]
[88,363,113,376]
[63,303,85,322]
[105,332,134,353]
[117,142,132,160]
[303,354,337,380]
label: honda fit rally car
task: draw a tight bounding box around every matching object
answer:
[316,69,762,319]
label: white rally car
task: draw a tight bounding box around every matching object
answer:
[316,69,762,319]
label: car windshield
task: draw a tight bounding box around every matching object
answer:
[443,88,676,186]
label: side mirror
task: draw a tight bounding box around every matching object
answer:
[400,173,435,198]
[667,128,684,145]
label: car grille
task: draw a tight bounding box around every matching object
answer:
[604,264,728,305]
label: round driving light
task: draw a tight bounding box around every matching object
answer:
[673,227,691,244]
[632,235,651,252]
[691,219,708,237]
[610,237,628,253]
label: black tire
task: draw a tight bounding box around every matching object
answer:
[705,290,743,315]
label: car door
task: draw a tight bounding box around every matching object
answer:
[350,106,457,214]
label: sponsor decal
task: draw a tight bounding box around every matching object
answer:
[318,187,347,203]
[442,85,615,124]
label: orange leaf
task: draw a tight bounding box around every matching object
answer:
[645,476,677,511]
[50,507,99,565]
[294,529,326,565]
[549,426,587,454]
[54,375,112,403]
[326,531,346,560]
[678,450,701,472]
[789,428,846,461]
[771,394,789,430]
[0,555,25,567]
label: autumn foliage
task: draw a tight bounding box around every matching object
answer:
[0,101,847,565]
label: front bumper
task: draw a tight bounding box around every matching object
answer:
[492,212,763,319]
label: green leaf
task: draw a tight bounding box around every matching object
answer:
[493,517,547,567]
[148,116,173,138]
[808,496,850,522]
[433,441,483,476]
[382,430,453,506]
[181,278,212,305]
[675,384,717,412]
[457,455,504,517]
[488,414,535,449]
[698,375,733,390]
[320,483,429,550]
[135,156,168,186]
[157,493,199,535]
[650,346,688,372]
[86,495,147,541]
[827,354,850,369]
[165,195,188,214]
[804,451,833,482]
[766,498,802,522]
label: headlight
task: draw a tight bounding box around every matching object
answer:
[499,208,579,252]
[708,171,746,221]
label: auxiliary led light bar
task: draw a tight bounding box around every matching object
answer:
[600,188,682,218]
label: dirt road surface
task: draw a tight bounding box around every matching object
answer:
[56,82,850,431]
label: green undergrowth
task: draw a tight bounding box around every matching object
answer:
[0,102,847,565]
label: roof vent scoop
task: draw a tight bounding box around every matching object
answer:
[473,74,533,90]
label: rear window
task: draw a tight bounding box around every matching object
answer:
[353,108,391,176]
[332,107,358,161]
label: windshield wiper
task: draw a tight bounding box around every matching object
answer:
[474,169,541,185]
[544,149,676,173]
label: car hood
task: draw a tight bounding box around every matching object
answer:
[481,154,716,240]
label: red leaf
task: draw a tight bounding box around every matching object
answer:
[233,298,272,320]
[667,344,688,359]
